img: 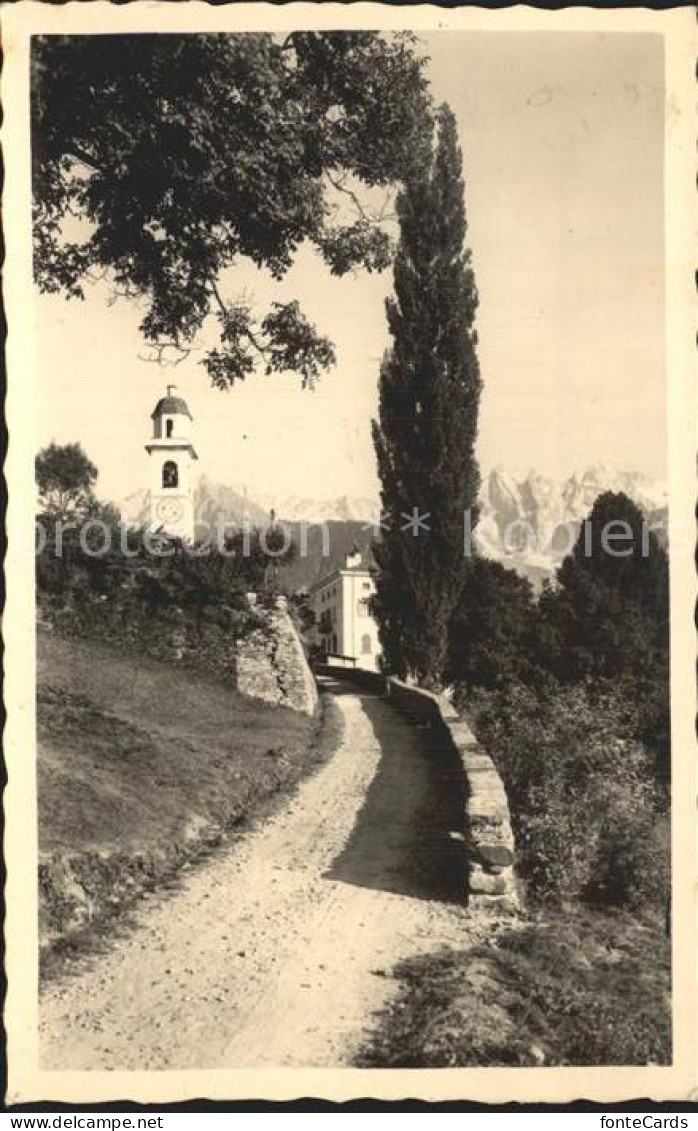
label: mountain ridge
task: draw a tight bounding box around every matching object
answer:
[120,464,667,592]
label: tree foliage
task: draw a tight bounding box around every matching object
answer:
[32,32,431,386]
[36,441,98,518]
[448,558,537,689]
[371,105,481,686]
[538,491,669,682]
[538,490,670,778]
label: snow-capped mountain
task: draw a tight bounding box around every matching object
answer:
[120,465,666,591]
[476,465,667,586]
[121,479,376,530]
[120,476,270,531]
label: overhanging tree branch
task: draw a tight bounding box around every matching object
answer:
[32,31,432,387]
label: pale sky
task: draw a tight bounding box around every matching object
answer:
[35,31,666,506]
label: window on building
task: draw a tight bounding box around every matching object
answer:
[358,598,371,617]
[166,419,174,438]
[163,460,178,489]
[361,634,372,654]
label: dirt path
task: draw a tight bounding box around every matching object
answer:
[40,678,477,1069]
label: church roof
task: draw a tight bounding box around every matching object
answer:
[151,395,192,420]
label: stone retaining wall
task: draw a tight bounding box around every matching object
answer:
[314,663,518,905]
[39,595,248,686]
[237,598,318,716]
[41,594,318,717]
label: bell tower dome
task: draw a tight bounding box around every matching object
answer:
[145,385,198,541]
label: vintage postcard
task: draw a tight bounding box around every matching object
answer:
[2,1,696,1107]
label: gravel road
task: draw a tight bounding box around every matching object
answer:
[40,678,475,1069]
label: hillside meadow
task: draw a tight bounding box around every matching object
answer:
[37,630,339,970]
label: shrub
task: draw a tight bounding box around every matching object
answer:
[461,679,669,911]
[37,515,267,667]
[584,780,670,909]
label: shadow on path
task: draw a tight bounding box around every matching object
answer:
[324,688,468,905]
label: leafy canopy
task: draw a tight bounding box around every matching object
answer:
[538,490,669,683]
[32,32,431,387]
[536,490,671,780]
[448,558,537,690]
[36,441,98,517]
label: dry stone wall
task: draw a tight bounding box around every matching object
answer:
[236,598,318,716]
[39,595,245,685]
[387,679,518,907]
[315,664,518,906]
[40,594,317,716]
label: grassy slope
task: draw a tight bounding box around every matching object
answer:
[359,907,671,1068]
[38,630,337,954]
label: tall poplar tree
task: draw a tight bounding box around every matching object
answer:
[372,104,481,687]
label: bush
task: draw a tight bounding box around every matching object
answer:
[584,780,669,909]
[36,516,268,668]
[461,679,669,911]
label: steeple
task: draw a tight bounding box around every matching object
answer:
[145,386,198,541]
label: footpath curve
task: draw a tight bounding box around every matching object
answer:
[40,677,480,1070]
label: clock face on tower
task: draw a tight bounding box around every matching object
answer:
[156,497,184,524]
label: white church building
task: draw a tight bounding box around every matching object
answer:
[145,385,198,542]
[309,546,382,671]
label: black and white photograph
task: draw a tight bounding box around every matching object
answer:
[2,1,695,1109]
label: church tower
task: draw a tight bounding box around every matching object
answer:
[145,385,198,541]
